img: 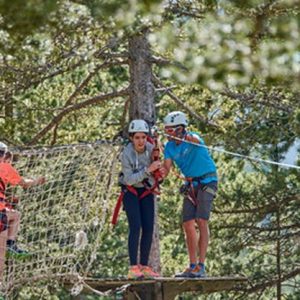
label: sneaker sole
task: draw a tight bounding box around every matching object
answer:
[174,274,192,278]
[190,273,206,278]
[128,277,144,280]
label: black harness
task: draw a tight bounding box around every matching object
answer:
[189,172,217,183]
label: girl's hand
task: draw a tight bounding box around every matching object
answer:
[36,177,46,185]
[147,161,161,173]
[159,166,167,178]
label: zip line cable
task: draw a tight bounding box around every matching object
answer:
[161,133,300,170]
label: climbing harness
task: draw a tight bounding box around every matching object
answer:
[111,183,159,225]
[112,127,163,226]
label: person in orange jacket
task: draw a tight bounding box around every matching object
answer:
[0,142,45,282]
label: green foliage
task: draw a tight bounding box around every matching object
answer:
[0,0,299,299]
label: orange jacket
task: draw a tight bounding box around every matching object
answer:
[0,162,22,209]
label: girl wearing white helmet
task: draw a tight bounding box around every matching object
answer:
[118,119,162,279]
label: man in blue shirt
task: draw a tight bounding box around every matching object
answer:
[162,111,218,278]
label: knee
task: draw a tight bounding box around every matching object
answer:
[183,220,195,232]
[11,210,21,223]
[197,218,208,229]
[129,223,141,237]
[142,224,154,236]
[15,210,21,221]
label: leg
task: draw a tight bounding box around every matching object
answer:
[196,218,209,264]
[123,191,141,266]
[139,193,154,266]
[175,197,198,278]
[183,220,198,265]
[182,196,198,265]
[0,230,7,282]
[193,182,217,276]
[5,210,20,241]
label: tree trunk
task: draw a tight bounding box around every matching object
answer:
[128,32,156,125]
[128,32,161,274]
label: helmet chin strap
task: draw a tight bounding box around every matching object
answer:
[175,126,186,139]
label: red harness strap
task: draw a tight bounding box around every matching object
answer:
[140,178,160,199]
[111,191,124,225]
[111,184,158,226]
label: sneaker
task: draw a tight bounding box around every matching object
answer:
[140,265,160,279]
[6,244,29,258]
[174,267,193,278]
[190,264,206,278]
[127,265,144,280]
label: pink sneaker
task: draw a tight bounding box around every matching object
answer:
[140,265,160,278]
[128,265,144,279]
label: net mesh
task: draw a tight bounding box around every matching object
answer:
[1,142,121,296]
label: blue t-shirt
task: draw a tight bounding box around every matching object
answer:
[164,132,217,184]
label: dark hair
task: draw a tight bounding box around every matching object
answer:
[4,151,12,161]
[129,132,148,138]
[0,150,5,158]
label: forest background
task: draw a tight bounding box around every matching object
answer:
[0,0,299,299]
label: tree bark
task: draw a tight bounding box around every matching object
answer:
[128,32,161,274]
[128,32,156,125]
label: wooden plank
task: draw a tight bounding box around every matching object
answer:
[80,276,247,299]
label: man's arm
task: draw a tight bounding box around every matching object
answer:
[19,177,45,189]
[162,158,173,178]
[5,164,45,188]
[184,133,201,144]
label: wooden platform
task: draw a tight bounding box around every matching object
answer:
[82,276,247,299]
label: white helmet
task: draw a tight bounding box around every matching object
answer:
[164,111,188,127]
[0,142,8,152]
[128,119,149,133]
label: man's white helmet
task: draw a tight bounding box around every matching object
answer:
[128,119,149,133]
[0,142,8,152]
[164,111,188,127]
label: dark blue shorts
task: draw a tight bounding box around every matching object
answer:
[182,182,218,222]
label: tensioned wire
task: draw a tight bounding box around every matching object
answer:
[162,133,300,170]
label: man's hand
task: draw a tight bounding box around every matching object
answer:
[162,159,172,178]
[184,134,200,144]
[151,148,160,161]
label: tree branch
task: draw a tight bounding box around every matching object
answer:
[1,37,129,104]
[214,195,298,214]
[221,89,293,113]
[217,223,300,232]
[64,59,128,107]
[235,268,300,293]
[152,75,219,127]
[27,88,129,146]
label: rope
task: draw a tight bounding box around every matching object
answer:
[71,274,132,297]
[2,142,120,295]
[163,133,300,170]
